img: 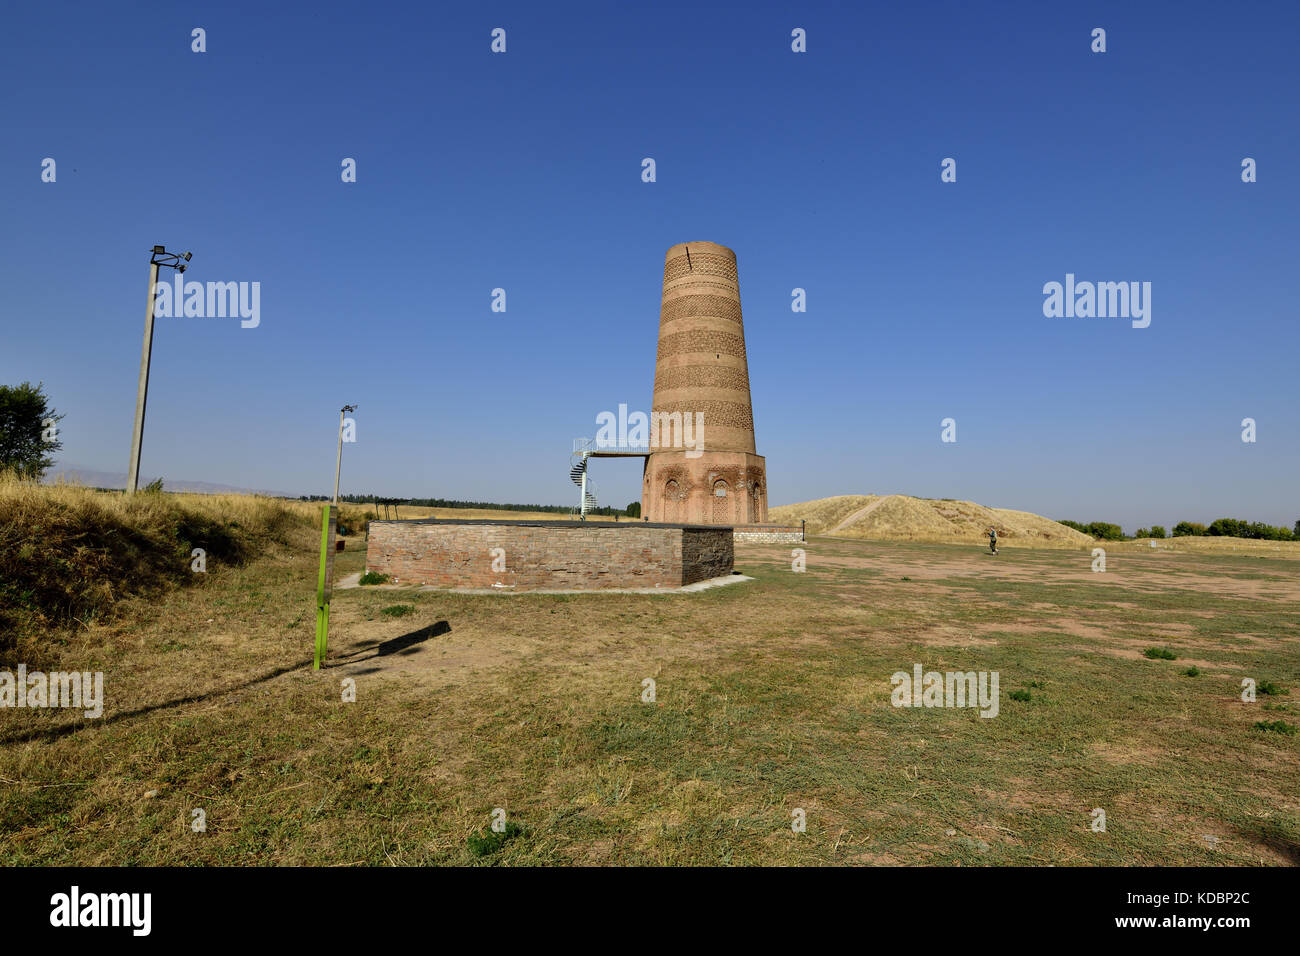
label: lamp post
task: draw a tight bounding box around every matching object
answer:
[126,245,191,494]
[333,404,356,504]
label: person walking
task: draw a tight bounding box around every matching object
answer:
[988,526,999,554]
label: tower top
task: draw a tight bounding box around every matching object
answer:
[664,240,734,259]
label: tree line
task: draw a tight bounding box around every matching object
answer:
[1058,518,1300,541]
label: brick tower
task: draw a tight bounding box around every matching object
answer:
[642,241,767,524]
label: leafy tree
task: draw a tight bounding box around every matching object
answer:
[0,382,63,479]
[1149,525,1167,539]
[1172,521,1206,537]
[1206,518,1244,537]
[626,501,641,518]
[1085,521,1125,541]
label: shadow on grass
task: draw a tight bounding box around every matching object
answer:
[1,622,453,746]
[0,660,307,747]
[334,620,452,667]
[1228,819,1300,866]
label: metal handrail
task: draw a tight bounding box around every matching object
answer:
[573,436,652,455]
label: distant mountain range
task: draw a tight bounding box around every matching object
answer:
[46,465,296,498]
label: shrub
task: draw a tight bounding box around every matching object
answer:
[1253,720,1297,736]
[1257,680,1288,696]
[358,571,390,585]
[1183,666,1201,677]
[467,821,524,857]
[1144,647,1177,660]
[1008,689,1032,702]
[380,604,414,618]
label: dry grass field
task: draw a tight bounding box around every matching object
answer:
[2,483,1297,866]
[1108,536,1300,558]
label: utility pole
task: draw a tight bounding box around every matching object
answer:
[333,404,356,504]
[127,246,191,493]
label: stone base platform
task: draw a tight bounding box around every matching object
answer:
[365,519,733,591]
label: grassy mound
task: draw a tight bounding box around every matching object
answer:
[770,494,1093,547]
[0,475,321,665]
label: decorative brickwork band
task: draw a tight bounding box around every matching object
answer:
[656,330,748,362]
[663,251,738,284]
[654,364,753,392]
[658,294,745,327]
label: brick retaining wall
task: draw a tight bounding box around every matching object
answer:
[365,519,734,590]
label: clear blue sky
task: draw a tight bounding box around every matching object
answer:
[3,0,1297,530]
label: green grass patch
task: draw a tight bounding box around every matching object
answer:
[467,821,524,857]
[1253,720,1297,736]
[380,604,415,618]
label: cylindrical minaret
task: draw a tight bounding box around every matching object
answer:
[642,241,767,525]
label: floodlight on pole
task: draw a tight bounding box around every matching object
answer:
[126,245,192,494]
[333,404,357,504]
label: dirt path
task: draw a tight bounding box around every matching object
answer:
[827,495,890,535]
